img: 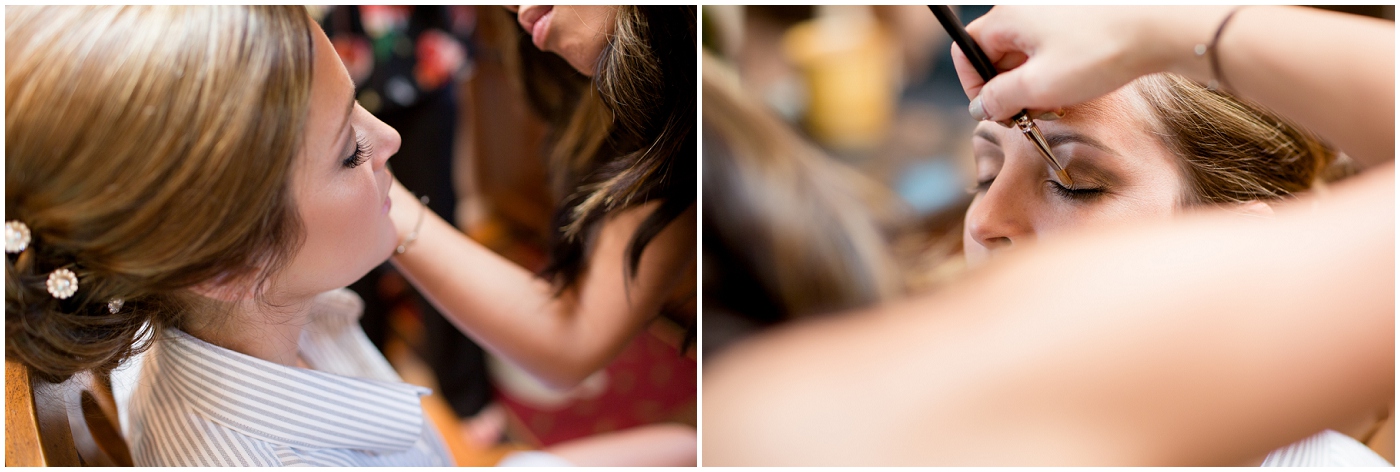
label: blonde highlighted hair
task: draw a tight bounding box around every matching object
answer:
[1134,73,1340,205]
[6,6,315,381]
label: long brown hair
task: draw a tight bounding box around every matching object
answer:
[1134,73,1339,205]
[6,6,314,381]
[501,6,696,291]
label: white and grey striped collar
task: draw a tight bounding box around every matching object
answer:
[157,327,430,453]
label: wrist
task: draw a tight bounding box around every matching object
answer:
[1155,6,1240,82]
[394,194,429,256]
[387,181,418,241]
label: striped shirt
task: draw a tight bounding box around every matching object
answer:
[123,289,453,466]
[1262,429,1391,467]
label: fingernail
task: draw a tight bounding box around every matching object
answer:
[1036,111,1063,121]
[968,96,989,121]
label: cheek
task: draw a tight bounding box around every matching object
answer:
[1092,144,1189,221]
[1083,168,1186,225]
[1058,188,1180,231]
[1047,200,1122,229]
[293,170,395,289]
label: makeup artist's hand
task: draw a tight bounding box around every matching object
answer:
[954,6,1234,122]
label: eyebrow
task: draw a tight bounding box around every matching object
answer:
[976,127,1121,156]
[974,128,1000,146]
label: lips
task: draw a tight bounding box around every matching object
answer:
[380,174,392,214]
[516,5,554,51]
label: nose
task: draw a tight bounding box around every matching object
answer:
[367,114,401,172]
[964,179,1034,252]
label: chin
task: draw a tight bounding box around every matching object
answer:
[375,225,399,260]
[568,56,596,77]
[332,246,395,293]
[556,44,601,77]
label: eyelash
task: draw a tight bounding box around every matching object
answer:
[342,131,372,169]
[971,178,994,194]
[1048,181,1105,201]
[970,177,1107,202]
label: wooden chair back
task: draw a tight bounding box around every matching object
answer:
[5,359,132,466]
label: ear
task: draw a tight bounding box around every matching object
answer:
[1232,200,1274,217]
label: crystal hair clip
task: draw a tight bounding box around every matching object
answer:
[6,220,32,253]
[7,219,123,309]
[9,220,80,299]
[46,268,79,299]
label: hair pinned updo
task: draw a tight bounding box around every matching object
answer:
[5,6,315,382]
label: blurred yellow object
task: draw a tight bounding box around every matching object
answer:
[782,6,899,154]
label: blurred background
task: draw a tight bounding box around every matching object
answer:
[702,5,988,357]
[706,5,980,213]
[307,5,695,466]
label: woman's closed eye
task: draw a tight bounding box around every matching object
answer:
[342,129,373,168]
[967,173,1108,201]
[969,176,995,194]
[1048,180,1106,201]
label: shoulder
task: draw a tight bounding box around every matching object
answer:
[129,392,284,466]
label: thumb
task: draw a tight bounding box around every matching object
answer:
[972,64,1044,122]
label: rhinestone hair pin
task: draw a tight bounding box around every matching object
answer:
[46,268,79,299]
[8,219,121,307]
[6,221,32,253]
[6,220,80,299]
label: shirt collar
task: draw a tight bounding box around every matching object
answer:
[157,328,430,453]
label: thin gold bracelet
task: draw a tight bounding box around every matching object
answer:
[396,195,430,255]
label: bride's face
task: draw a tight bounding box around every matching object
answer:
[962,87,1187,266]
[275,21,401,299]
[507,5,617,76]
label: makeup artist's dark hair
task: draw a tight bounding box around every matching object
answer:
[6,6,313,382]
[502,6,696,292]
[1134,73,1341,205]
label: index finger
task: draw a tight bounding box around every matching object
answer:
[950,45,985,101]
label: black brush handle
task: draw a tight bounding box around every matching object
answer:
[929,6,999,83]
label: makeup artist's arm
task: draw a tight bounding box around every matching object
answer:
[704,162,1394,466]
[956,6,1394,167]
[387,181,696,389]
